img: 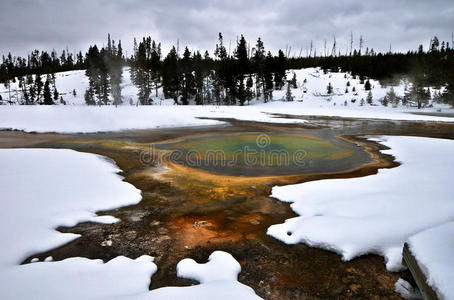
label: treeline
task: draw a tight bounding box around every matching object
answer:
[288,36,454,105]
[127,34,286,105]
[0,47,86,104]
[1,34,453,106]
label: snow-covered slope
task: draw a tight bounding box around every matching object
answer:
[267,136,454,272]
[0,66,451,109]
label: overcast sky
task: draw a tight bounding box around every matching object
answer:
[1,0,453,58]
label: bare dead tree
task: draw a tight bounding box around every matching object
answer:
[331,35,337,57]
[310,40,313,57]
[324,39,327,57]
[359,35,364,55]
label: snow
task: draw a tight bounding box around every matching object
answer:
[176,251,241,283]
[0,148,158,299]
[407,221,454,299]
[394,278,422,300]
[141,251,263,300]
[267,136,454,271]
[0,148,142,266]
[0,256,157,300]
[0,102,452,133]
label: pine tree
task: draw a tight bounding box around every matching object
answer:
[366,90,373,104]
[246,75,253,104]
[181,47,194,105]
[162,46,180,104]
[405,75,431,108]
[150,41,162,97]
[253,37,266,100]
[99,48,111,105]
[43,80,53,105]
[364,79,371,90]
[235,35,248,105]
[274,50,286,90]
[213,33,228,105]
[53,87,59,102]
[383,87,398,107]
[290,73,297,88]
[134,38,152,105]
[86,45,103,104]
[193,51,204,105]
[237,78,246,105]
[29,86,35,104]
[235,35,248,76]
[327,82,333,94]
[84,88,95,105]
[285,82,293,101]
[34,74,43,102]
[264,51,274,102]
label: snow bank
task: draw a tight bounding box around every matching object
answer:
[0,102,453,133]
[141,251,262,300]
[0,105,223,133]
[0,149,142,266]
[0,148,160,299]
[267,136,454,271]
[407,221,454,299]
[0,256,157,300]
[176,251,241,283]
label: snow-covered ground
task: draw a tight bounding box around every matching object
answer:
[142,251,262,300]
[407,221,454,299]
[0,149,143,265]
[0,149,261,299]
[0,255,157,300]
[0,148,156,299]
[1,67,453,133]
[267,136,454,272]
[0,102,453,133]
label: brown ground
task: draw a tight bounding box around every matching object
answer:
[2,116,454,299]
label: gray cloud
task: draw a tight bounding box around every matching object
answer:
[1,0,453,58]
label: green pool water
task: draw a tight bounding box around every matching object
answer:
[158,133,370,176]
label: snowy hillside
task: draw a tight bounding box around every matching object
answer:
[0,68,148,106]
[0,67,451,111]
[1,67,453,133]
